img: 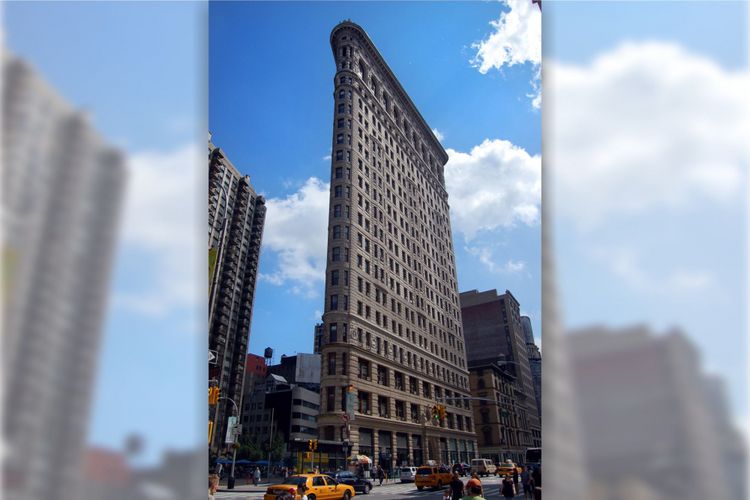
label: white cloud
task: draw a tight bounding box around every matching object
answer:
[115,144,204,316]
[432,128,445,142]
[589,245,717,296]
[445,139,541,240]
[547,41,750,228]
[471,0,542,106]
[322,155,331,161]
[260,177,330,297]
[466,245,526,274]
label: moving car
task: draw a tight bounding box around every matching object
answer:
[414,466,452,490]
[470,458,497,477]
[264,474,356,500]
[325,471,373,494]
[497,460,522,477]
[399,466,418,483]
[451,463,470,477]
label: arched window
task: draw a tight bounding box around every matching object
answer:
[359,60,368,80]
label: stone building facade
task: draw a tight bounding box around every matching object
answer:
[460,290,541,450]
[317,21,477,471]
[468,359,533,464]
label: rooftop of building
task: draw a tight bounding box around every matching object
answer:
[329,20,448,165]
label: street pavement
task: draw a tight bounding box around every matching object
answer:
[216,475,533,500]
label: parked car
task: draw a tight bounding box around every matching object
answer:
[470,458,497,477]
[264,474,356,500]
[399,467,418,483]
[325,471,373,494]
[414,466,452,490]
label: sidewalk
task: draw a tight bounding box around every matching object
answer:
[218,477,403,493]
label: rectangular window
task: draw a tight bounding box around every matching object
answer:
[328,353,336,375]
[331,270,339,285]
[327,387,335,412]
[329,323,338,342]
[336,150,344,160]
[334,185,343,198]
[337,118,344,129]
[335,167,343,179]
[330,294,338,310]
[332,247,341,261]
[334,205,342,217]
[333,225,341,239]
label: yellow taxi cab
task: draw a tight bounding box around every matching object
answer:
[497,460,521,477]
[414,465,452,490]
[264,474,356,500]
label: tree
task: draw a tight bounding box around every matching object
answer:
[262,431,286,462]
[237,434,263,461]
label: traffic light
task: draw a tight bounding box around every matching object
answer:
[431,405,439,422]
[308,439,314,451]
[437,404,447,422]
[208,386,220,405]
[313,440,318,451]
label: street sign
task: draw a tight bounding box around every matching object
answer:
[225,416,238,444]
[341,413,350,423]
[209,350,218,365]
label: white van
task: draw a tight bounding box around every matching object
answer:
[399,466,418,482]
[470,458,497,477]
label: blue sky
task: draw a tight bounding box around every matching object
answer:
[209,1,543,366]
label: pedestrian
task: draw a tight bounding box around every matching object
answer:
[284,466,289,479]
[513,468,519,488]
[209,474,219,500]
[525,473,535,500]
[299,484,309,500]
[501,475,516,499]
[449,472,464,500]
[253,466,261,486]
[377,464,385,486]
[469,473,483,497]
[520,467,530,498]
[461,478,485,500]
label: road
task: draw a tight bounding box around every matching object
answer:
[216,475,531,500]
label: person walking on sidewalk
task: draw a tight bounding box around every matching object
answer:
[376,464,385,486]
[449,472,464,500]
[253,467,261,486]
[525,474,536,500]
[501,475,517,499]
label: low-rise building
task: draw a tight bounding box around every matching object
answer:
[468,358,539,465]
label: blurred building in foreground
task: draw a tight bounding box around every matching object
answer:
[2,53,126,500]
[567,325,744,500]
[208,138,266,453]
[460,289,542,448]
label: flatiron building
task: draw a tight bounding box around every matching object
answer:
[317,21,477,470]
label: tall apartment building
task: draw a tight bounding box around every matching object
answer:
[317,21,477,470]
[521,316,542,420]
[460,290,541,450]
[2,54,126,500]
[208,138,266,452]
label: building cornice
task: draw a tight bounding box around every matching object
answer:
[330,21,448,166]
